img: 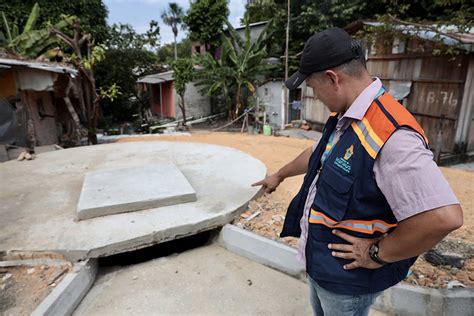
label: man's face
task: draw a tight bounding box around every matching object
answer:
[306,73,345,113]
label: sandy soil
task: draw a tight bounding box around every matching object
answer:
[0,264,71,315]
[117,131,474,288]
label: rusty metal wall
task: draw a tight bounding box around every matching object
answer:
[367,48,470,154]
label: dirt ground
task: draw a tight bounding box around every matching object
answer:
[117,131,474,288]
[0,264,71,315]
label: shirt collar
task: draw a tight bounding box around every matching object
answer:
[339,78,382,122]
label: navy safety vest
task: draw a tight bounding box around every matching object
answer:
[281,91,428,295]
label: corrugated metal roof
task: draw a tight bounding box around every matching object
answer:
[364,22,474,51]
[137,71,174,84]
[0,58,78,75]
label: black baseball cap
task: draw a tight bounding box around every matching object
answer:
[285,27,363,89]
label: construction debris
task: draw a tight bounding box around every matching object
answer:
[17,151,35,161]
[245,211,262,222]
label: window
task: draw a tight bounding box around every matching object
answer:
[392,37,406,54]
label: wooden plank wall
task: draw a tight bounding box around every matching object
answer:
[367,41,469,154]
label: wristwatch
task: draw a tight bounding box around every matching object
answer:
[369,243,390,265]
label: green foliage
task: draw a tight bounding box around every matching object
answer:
[157,37,192,66]
[194,15,276,118]
[183,0,229,51]
[0,0,108,43]
[161,2,184,38]
[0,2,75,58]
[244,0,472,73]
[95,23,159,123]
[82,45,105,70]
[171,57,194,98]
[104,22,160,50]
[171,58,194,123]
[161,2,185,60]
[99,83,122,102]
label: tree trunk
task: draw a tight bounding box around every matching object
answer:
[173,34,178,60]
[63,96,83,144]
[234,83,242,120]
[179,93,186,125]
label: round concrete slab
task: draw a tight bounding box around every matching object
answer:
[0,141,266,261]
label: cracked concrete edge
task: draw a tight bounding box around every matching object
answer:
[0,259,71,268]
[57,189,263,262]
[31,259,98,316]
[217,224,474,316]
[217,224,306,280]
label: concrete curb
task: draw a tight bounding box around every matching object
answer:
[218,224,474,316]
[373,282,474,316]
[217,224,305,279]
[32,259,98,316]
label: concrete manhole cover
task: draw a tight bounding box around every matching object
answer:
[0,141,266,261]
[77,163,197,220]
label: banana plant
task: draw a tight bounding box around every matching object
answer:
[0,3,71,58]
[1,3,38,46]
[194,14,276,119]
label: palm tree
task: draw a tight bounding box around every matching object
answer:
[161,2,184,60]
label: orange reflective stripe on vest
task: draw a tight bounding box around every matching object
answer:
[309,209,397,234]
[351,93,429,159]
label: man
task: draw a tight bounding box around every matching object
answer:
[253,28,463,316]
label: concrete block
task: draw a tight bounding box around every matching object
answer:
[218,224,305,279]
[32,259,98,316]
[0,145,8,162]
[77,163,197,220]
[373,282,474,316]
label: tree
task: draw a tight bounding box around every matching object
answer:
[157,37,192,65]
[183,0,229,56]
[0,3,76,58]
[0,0,108,44]
[50,18,105,144]
[171,58,194,125]
[104,22,160,50]
[244,0,472,75]
[161,2,185,60]
[194,16,276,119]
[96,22,160,124]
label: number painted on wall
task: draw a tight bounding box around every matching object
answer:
[423,90,458,108]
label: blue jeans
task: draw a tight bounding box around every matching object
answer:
[308,275,381,316]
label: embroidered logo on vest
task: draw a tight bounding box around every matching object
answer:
[334,145,354,173]
[344,145,354,160]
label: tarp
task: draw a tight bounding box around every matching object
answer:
[388,80,412,101]
[0,97,16,145]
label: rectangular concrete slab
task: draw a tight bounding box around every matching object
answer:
[77,163,196,220]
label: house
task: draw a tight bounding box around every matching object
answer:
[137,70,211,120]
[257,77,328,130]
[0,55,83,152]
[360,22,474,163]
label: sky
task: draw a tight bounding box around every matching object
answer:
[103,0,247,45]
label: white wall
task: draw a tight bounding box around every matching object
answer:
[301,82,331,125]
[257,80,283,128]
[174,81,211,120]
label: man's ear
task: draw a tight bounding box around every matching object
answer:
[325,70,339,88]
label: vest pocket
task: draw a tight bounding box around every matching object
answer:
[313,166,353,222]
[309,238,370,288]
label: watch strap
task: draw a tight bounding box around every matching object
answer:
[369,243,390,265]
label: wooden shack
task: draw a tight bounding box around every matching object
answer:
[0,56,83,153]
[304,22,474,163]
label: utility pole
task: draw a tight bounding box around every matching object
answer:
[283,0,290,128]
